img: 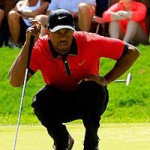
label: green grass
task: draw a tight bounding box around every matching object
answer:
[1,123,150,150]
[0,44,150,124]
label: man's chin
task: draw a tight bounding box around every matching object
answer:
[57,48,69,55]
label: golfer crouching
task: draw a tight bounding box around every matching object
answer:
[9,8,140,150]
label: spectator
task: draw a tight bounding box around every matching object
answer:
[0,0,16,47]
[9,9,140,150]
[8,0,49,48]
[0,7,4,47]
[137,0,150,38]
[107,0,150,37]
[36,0,96,33]
[102,0,149,45]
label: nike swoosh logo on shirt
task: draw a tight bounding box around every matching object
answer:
[78,60,86,66]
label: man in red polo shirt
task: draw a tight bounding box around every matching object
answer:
[9,9,140,150]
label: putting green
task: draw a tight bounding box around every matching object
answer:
[0,123,150,150]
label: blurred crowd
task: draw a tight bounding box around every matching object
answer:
[0,0,149,48]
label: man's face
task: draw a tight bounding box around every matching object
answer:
[50,29,74,56]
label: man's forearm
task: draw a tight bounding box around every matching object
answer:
[104,45,140,84]
[9,41,31,87]
[110,12,127,21]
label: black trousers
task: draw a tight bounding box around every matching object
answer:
[32,81,109,150]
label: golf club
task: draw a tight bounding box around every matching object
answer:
[13,35,35,150]
[114,73,132,86]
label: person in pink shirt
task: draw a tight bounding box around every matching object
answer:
[103,0,149,45]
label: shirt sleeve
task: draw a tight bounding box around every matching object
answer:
[87,33,126,60]
[97,37,125,60]
[29,39,42,74]
[102,3,121,22]
[29,50,39,74]
[131,2,147,22]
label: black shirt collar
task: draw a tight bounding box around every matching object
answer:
[48,37,78,59]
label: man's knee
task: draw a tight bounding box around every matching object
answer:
[78,3,88,12]
[127,20,140,29]
[77,81,109,114]
[8,10,20,20]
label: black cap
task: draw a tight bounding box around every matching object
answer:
[47,9,75,32]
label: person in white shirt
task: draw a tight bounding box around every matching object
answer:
[8,0,49,48]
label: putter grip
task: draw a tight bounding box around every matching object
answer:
[26,35,35,69]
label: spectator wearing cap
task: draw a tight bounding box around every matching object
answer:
[8,0,49,48]
[9,8,140,150]
[103,0,149,45]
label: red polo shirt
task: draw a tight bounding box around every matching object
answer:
[29,31,127,91]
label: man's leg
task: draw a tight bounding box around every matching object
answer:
[123,20,149,45]
[108,21,124,40]
[8,10,21,44]
[31,85,74,150]
[78,3,95,31]
[77,81,109,150]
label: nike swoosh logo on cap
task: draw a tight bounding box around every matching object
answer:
[58,16,67,20]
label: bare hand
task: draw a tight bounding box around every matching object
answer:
[117,10,128,17]
[78,74,107,87]
[26,22,41,42]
